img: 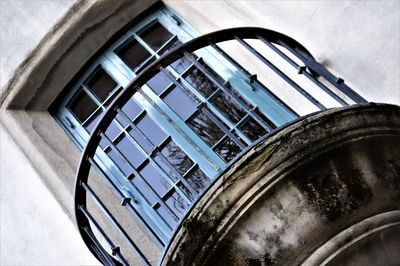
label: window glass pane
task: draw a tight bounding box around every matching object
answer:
[84,110,102,133]
[140,163,171,197]
[131,177,158,205]
[154,155,179,182]
[116,99,142,127]
[161,140,194,175]
[163,86,197,121]
[185,68,217,98]
[122,99,142,120]
[116,136,146,169]
[139,22,173,51]
[68,90,98,123]
[239,117,267,142]
[156,205,178,228]
[162,40,192,74]
[215,137,242,162]
[186,168,209,194]
[105,121,121,142]
[178,183,196,201]
[147,71,172,95]
[115,38,151,70]
[136,115,167,146]
[129,128,153,154]
[165,191,189,218]
[85,67,117,102]
[107,148,132,176]
[187,110,224,147]
[212,93,247,124]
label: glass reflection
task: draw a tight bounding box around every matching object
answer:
[68,89,98,123]
[212,93,246,124]
[215,137,242,162]
[147,71,172,95]
[161,140,194,175]
[239,117,267,142]
[140,163,171,197]
[186,168,209,193]
[116,136,145,169]
[156,205,178,228]
[163,86,197,121]
[139,22,173,51]
[166,191,188,218]
[185,68,217,98]
[115,38,151,70]
[187,109,225,147]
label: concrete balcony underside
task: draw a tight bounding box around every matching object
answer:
[162,103,400,265]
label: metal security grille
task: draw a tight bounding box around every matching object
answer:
[52,7,366,265]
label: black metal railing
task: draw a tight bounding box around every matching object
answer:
[74,27,366,265]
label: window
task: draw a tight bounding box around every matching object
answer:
[52,5,295,243]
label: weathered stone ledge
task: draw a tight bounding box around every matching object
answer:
[162,103,400,266]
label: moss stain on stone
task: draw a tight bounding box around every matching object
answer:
[293,148,373,222]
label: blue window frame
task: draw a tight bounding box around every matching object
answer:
[52,5,296,244]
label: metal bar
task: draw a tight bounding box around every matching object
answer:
[100,132,182,223]
[82,182,151,266]
[277,39,367,103]
[79,206,129,266]
[202,107,247,149]
[258,36,349,106]
[75,27,366,265]
[159,66,249,147]
[209,41,299,117]
[103,107,193,206]
[183,52,275,131]
[82,226,118,266]
[137,86,226,175]
[161,66,250,143]
[117,108,199,197]
[88,157,166,246]
[235,37,326,110]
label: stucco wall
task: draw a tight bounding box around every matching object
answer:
[166,0,400,105]
[0,0,98,264]
[0,0,399,265]
[0,0,77,95]
[0,126,99,265]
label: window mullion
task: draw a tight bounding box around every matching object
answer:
[137,86,226,177]
[105,111,193,206]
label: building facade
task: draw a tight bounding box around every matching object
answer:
[1,1,399,265]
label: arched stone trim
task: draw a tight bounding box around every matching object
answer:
[0,0,159,219]
[1,0,158,110]
[302,210,400,265]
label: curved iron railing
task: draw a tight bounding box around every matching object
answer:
[74,27,366,265]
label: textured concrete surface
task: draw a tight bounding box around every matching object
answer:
[0,0,76,91]
[0,0,96,264]
[0,126,99,265]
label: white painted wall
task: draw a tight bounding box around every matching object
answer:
[0,0,98,264]
[166,0,400,105]
[0,126,99,265]
[0,0,399,265]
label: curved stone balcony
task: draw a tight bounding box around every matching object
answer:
[163,103,400,265]
[73,27,400,265]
